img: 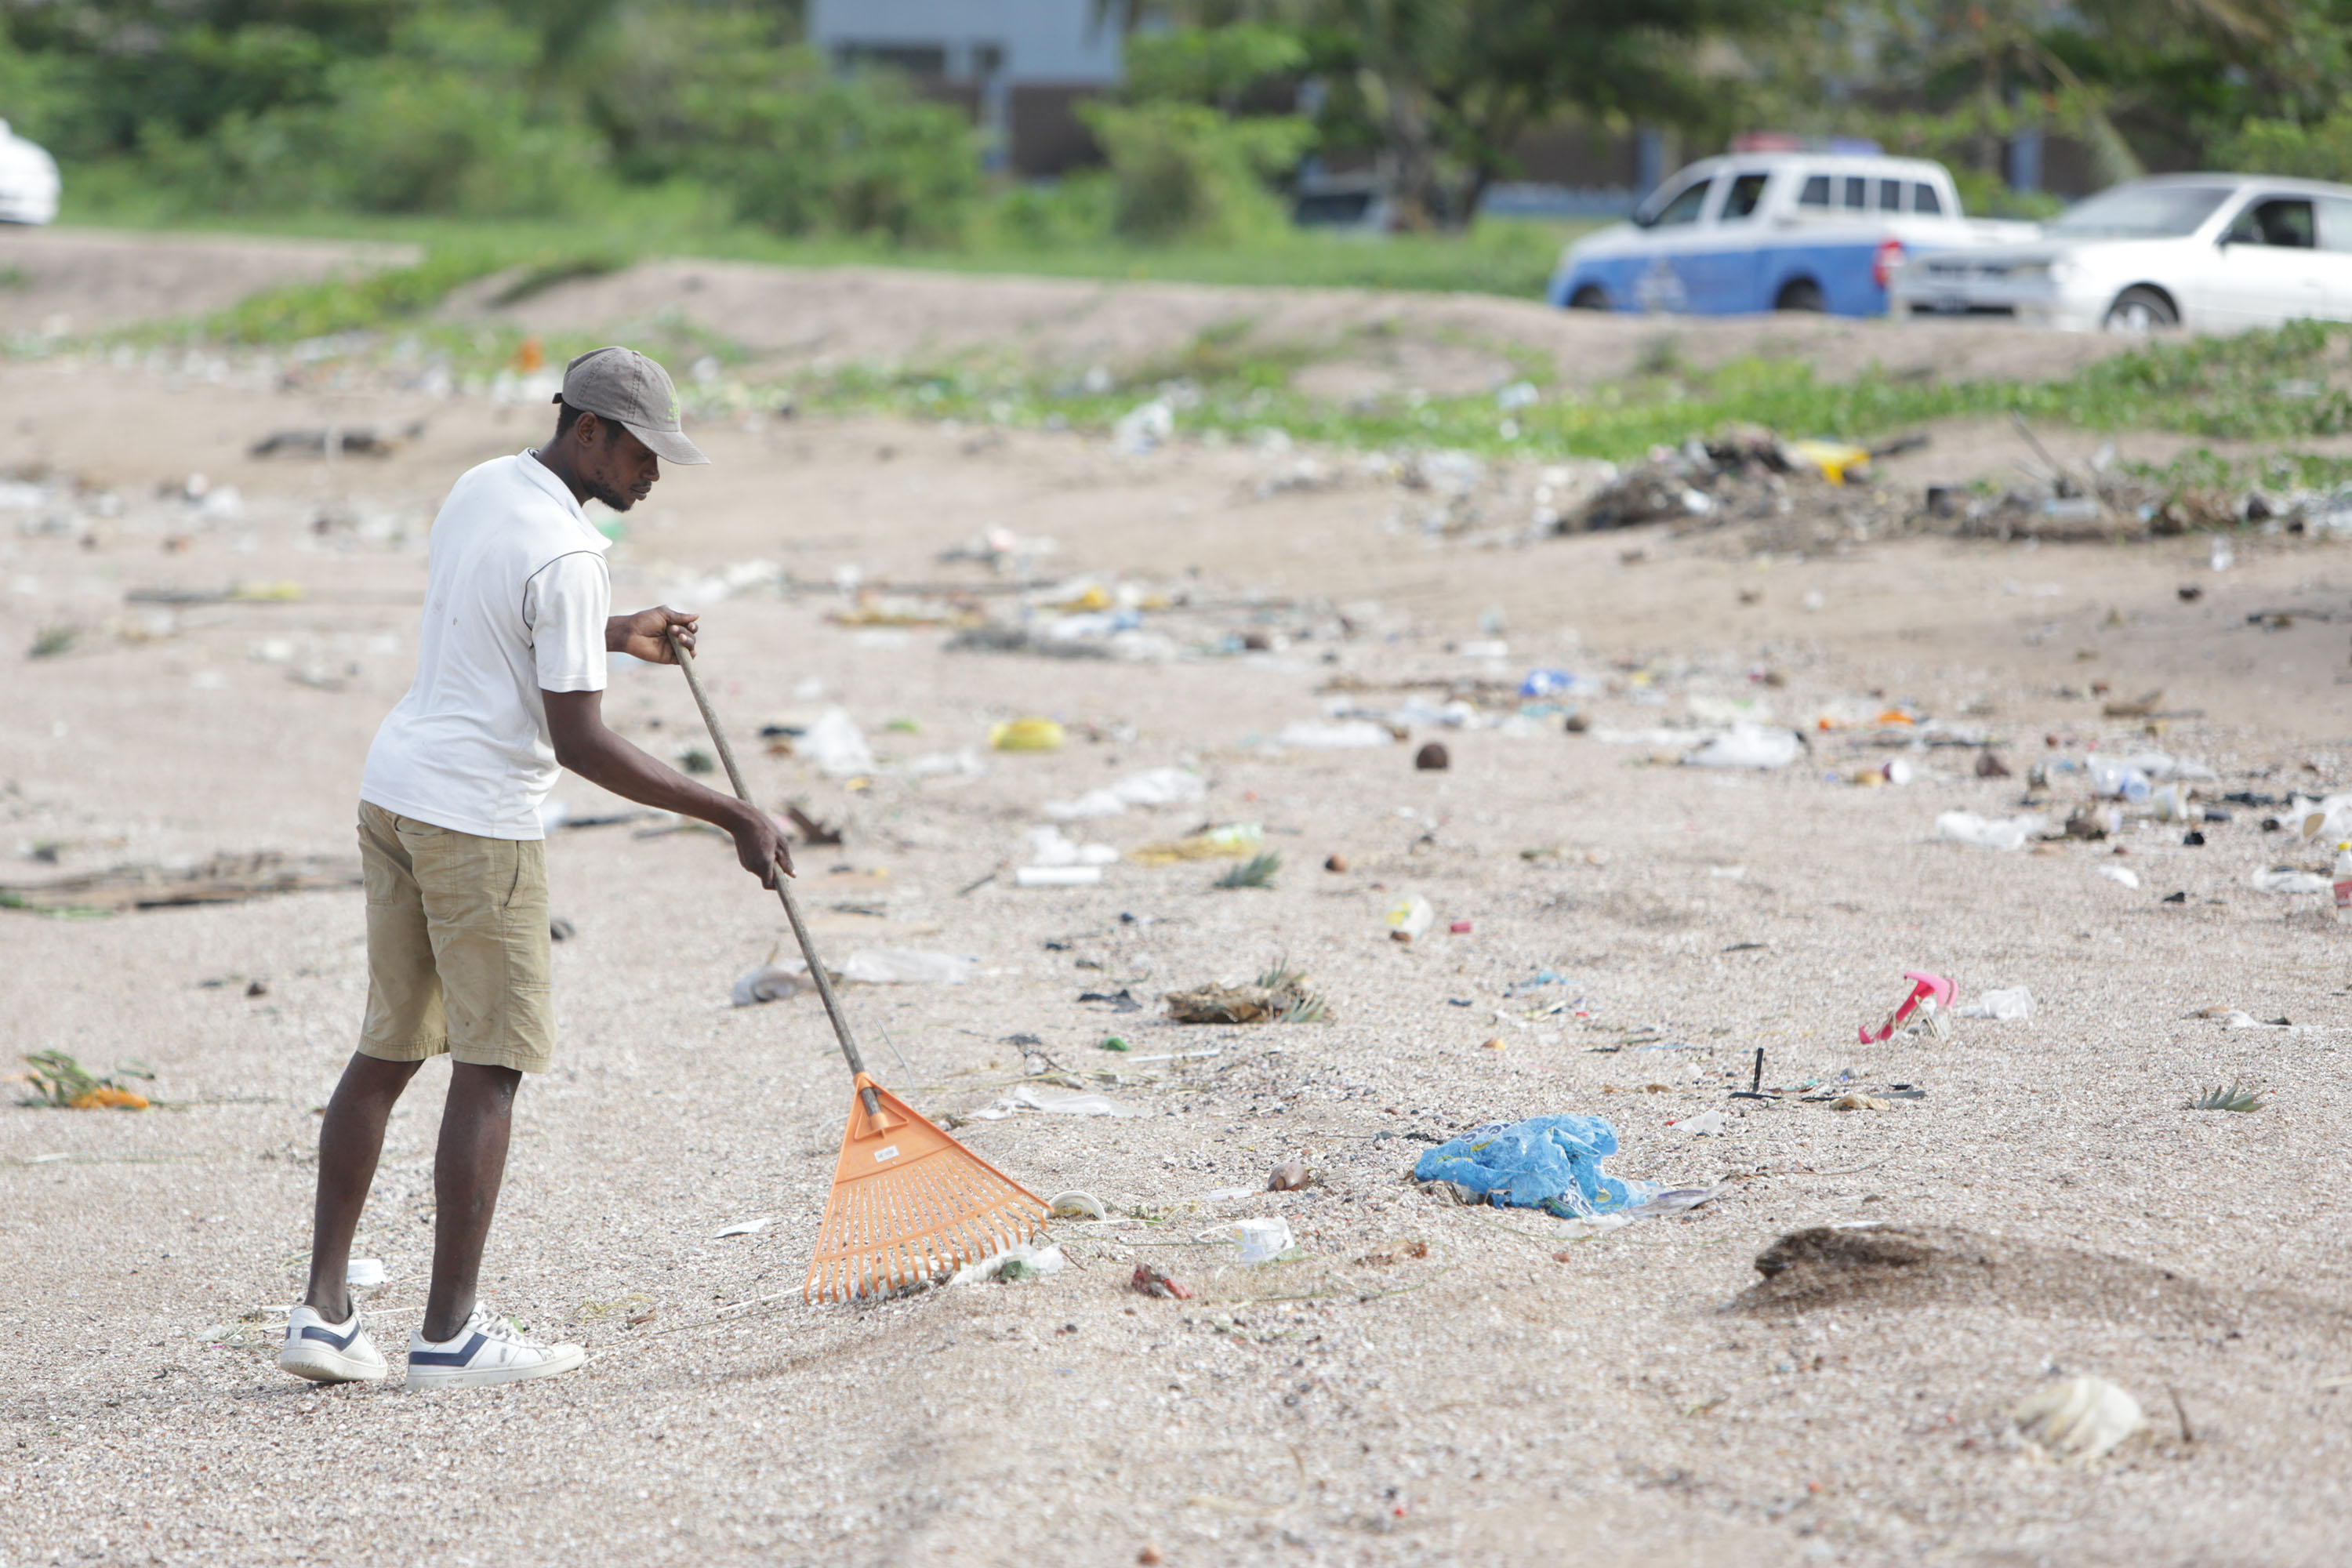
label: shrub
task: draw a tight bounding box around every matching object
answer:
[1079,100,1312,242]
[588,22,979,244]
[721,71,980,244]
[124,7,601,217]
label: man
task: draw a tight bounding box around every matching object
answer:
[279,347,788,1392]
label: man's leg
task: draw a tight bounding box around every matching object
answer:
[302,1051,425,1323]
[421,1062,523,1342]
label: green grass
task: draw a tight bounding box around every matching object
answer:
[57,176,1590,299]
[784,315,2352,466]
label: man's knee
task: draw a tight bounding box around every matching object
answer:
[450,1061,524,1108]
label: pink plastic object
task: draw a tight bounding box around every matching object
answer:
[1448,920,1472,934]
[1858,971,1955,1045]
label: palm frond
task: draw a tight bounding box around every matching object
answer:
[1214,851,1281,889]
[2189,1081,2267,1112]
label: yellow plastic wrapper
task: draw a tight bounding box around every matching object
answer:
[1786,439,1871,485]
[1129,824,1262,866]
[989,717,1065,752]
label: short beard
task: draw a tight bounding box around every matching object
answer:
[583,474,637,512]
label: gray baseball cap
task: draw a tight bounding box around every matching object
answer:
[553,346,709,465]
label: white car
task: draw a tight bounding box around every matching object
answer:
[0,119,59,225]
[1551,149,2034,318]
[1892,173,2352,332]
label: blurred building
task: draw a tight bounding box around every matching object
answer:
[807,0,1126,176]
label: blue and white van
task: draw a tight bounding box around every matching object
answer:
[1548,151,2035,318]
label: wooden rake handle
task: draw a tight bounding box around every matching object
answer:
[666,630,879,1112]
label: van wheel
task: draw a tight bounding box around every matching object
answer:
[1569,285,1610,311]
[1775,279,1825,313]
[2103,286,2178,332]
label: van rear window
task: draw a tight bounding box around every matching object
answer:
[1913,182,1942,215]
[1799,175,1830,209]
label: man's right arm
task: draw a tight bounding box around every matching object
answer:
[542,688,791,885]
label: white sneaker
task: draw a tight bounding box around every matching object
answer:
[405,1304,584,1391]
[279,1304,389,1384]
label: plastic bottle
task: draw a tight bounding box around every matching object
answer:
[2334,843,2352,909]
[2088,758,2151,803]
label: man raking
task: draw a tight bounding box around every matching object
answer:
[279,347,788,1390]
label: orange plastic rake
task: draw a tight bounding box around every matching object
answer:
[669,635,1048,1301]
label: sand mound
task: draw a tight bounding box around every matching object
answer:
[1733,1224,2244,1329]
[454,256,2147,390]
[2,227,418,336]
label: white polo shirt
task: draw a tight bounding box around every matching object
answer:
[361,451,610,840]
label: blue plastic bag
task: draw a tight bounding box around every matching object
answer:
[1413,1114,1646,1218]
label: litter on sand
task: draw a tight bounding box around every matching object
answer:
[730,948,972,1004]
[1026,826,1120,868]
[798,707,877,777]
[19,1051,153,1109]
[1385,895,1436,943]
[1196,1217,1295,1264]
[1014,866,1103,887]
[990,717,1066,752]
[1936,811,2049,851]
[1955,985,2035,1021]
[1046,1191,1108,1220]
[1684,723,1802,770]
[2252,866,2331,895]
[2098,864,2142,889]
[1670,1109,1731,1136]
[731,963,806,1005]
[713,1215,776,1238]
[1859,971,1955,1044]
[1043,767,1207,819]
[1131,1262,1194,1299]
[1163,963,1325,1024]
[345,1258,388,1289]
[1130,823,1262,865]
[1412,1114,1653,1219]
[976,1085,1150,1119]
[950,1242,1067,1286]
[2013,1375,2143,1465]
[1278,719,1393,749]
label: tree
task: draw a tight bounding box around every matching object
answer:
[1127,0,1817,230]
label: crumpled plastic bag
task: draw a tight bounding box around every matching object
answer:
[1936,811,2049,851]
[1044,766,1207,819]
[1411,1114,1647,1218]
[2253,866,2331,895]
[1955,985,2035,1021]
[800,707,876,776]
[1683,723,1801,770]
[731,947,972,1004]
[975,1084,1149,1119]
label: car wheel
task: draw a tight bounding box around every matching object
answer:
[2103,287,2178,333]
[1775,279,1825,313]
[1569,285,1610,311]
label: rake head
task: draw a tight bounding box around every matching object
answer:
[805,1074,1051,1302]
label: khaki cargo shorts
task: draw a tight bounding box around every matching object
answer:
[356,801,555,1074]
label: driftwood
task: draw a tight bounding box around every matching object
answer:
[1,851,361,913]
